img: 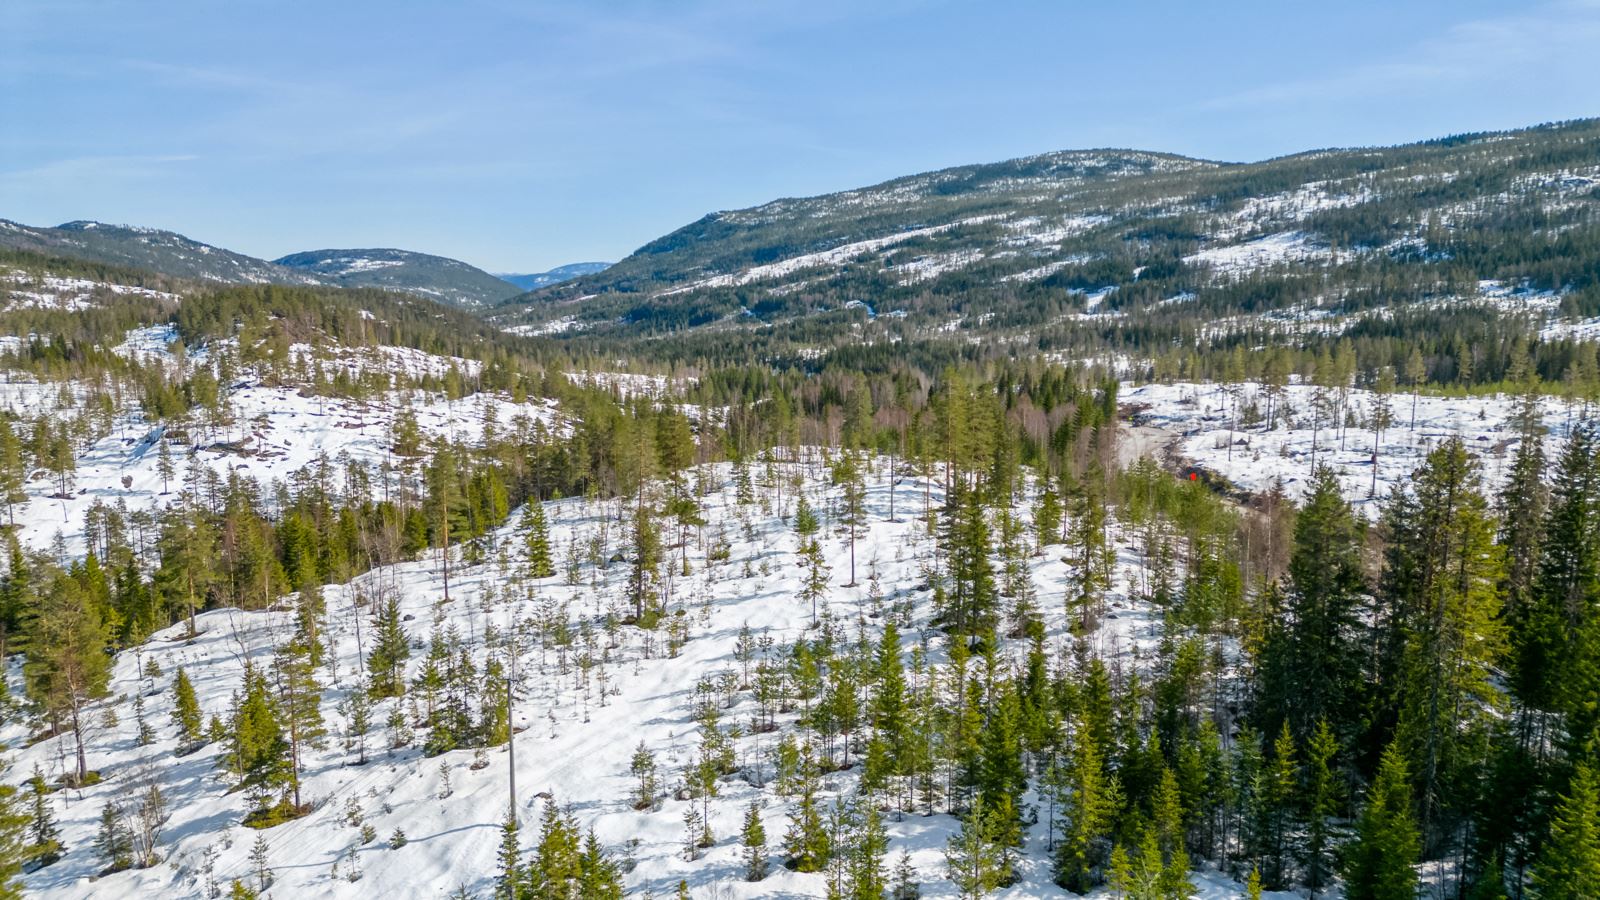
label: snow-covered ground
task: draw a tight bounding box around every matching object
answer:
[1,271,180,313]
[0,343,1572,898]
[7,453,1292,899]
[1122,380,1579,516]
[0,349,556,558]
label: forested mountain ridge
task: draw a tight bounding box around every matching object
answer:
[494,119,1600,374]
[0,220,322,288]
[0,221,516,309]
[273,248,521,308]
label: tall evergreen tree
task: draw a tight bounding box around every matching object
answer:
[1530,764,1600,900]
[1343,743,1420,900]
[366,593,410,699]
[171,666,203,747]
[742,801,768,881]
[524,502,554,579]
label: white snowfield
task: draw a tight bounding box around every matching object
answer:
[2,271,180,313]
[1122,380,1580,516]
[2,345,1557,898]
[7,454,1293,899]
[0,347,556,559]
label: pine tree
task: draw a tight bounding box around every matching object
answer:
[1531,764,1600,900]
[832,451,867,586]
[273,629,324,810]
[1343,743,1419,900]
[22,566,111,784]
[171,666,204,747]
[629,741,658,810]
[0,419,25,527]
[891,849,920,900]
[742,801,768,881]
[799,536,830,627]
[627,501,662,624]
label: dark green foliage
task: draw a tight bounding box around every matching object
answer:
[1343,744,1420,900]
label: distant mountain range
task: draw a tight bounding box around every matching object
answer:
[491,118,1600,357]
[0,219,578,310]
[496,262,611,292]
[0,219,323,287]
[273,248,520,308]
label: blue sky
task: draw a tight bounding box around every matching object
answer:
[3,1,1598,272]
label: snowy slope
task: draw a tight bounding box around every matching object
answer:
[0,334,555,559]
[6,450,1295,899]
[5,361,1546,898]
[1122,380,1577,516]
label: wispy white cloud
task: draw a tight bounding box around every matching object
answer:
[0,154,199,185]
[1202,0,1600,112]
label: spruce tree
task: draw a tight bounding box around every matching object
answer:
[1343,743,1419,900]
[849,802,889,900]
[795,494,819,537]
[94,803,133,873]
[495,816,521,900]
[25,766,62,867]
[945,797,1003,900]
[576,829,623,900]
[524,502,554,579]
[527,798,581,897]
[1055,713,1114,892]
[1302,718,1341,892]
[0,762,27,898]
[1530,764,1600,900]
[229,665,292,820]
[366,593,409,699]
[742,801,768,881]
[172,666,204,747]
[784,749,830,872]
[1262,466,1366,744]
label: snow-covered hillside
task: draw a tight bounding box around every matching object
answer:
[7,453,1292,899]
[1121,381,1580,515]
[0,336,555,559]
[0,337,1575,899]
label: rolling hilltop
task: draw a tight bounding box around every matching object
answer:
[0,221,521,309]
[494,119,1600,365]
